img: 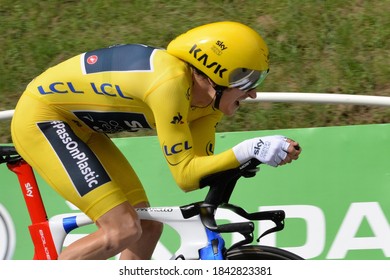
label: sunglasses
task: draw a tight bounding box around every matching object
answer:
[229,69,269,92]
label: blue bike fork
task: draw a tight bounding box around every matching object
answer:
[199,228,225,260]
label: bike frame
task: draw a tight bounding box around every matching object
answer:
[6,158,227,260]
[3,146,289,260]
[7,159,58,259]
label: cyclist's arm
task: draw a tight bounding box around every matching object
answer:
[145,77,240,192]
[189,113,220,157]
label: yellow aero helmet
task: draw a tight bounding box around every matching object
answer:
[167,21,269,90]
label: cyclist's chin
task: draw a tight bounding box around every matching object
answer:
[227,103,240,116]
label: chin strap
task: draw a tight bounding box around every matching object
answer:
[213,86,225,110]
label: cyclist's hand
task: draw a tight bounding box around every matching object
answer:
[232,135,301,167]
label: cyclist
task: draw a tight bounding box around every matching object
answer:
[11,21,301,260]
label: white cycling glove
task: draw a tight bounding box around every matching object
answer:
[232,135,291,167]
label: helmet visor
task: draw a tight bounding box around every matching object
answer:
[229,69,269,91]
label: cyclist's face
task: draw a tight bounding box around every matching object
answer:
[218,88,257,116]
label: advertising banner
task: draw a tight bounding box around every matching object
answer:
[1,124,389,260]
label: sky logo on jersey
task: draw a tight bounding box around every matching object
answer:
[37,121,111,196]
[73,111,152,133]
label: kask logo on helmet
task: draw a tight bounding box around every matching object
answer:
[189,44,227,78]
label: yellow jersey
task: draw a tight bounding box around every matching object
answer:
[19,44,239,191]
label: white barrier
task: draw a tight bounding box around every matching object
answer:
[247,92,390,106]
[1,92,390,121]
[0,110,15,121]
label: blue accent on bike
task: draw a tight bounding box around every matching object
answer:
[62,216,78,234]
[199,228,225,260]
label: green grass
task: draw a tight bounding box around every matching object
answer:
[1,0,390,142]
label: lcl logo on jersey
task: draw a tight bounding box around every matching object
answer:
[163,141,192,156]
[37,82,133,100]
[206,141,214,155]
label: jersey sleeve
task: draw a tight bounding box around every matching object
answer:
[145,75,240,192]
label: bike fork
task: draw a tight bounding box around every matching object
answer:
[199,228,226,260]
[7,159,58,260]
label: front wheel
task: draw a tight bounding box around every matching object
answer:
[226,245,304,260]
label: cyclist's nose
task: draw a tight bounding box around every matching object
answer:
[246,90,257,99]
